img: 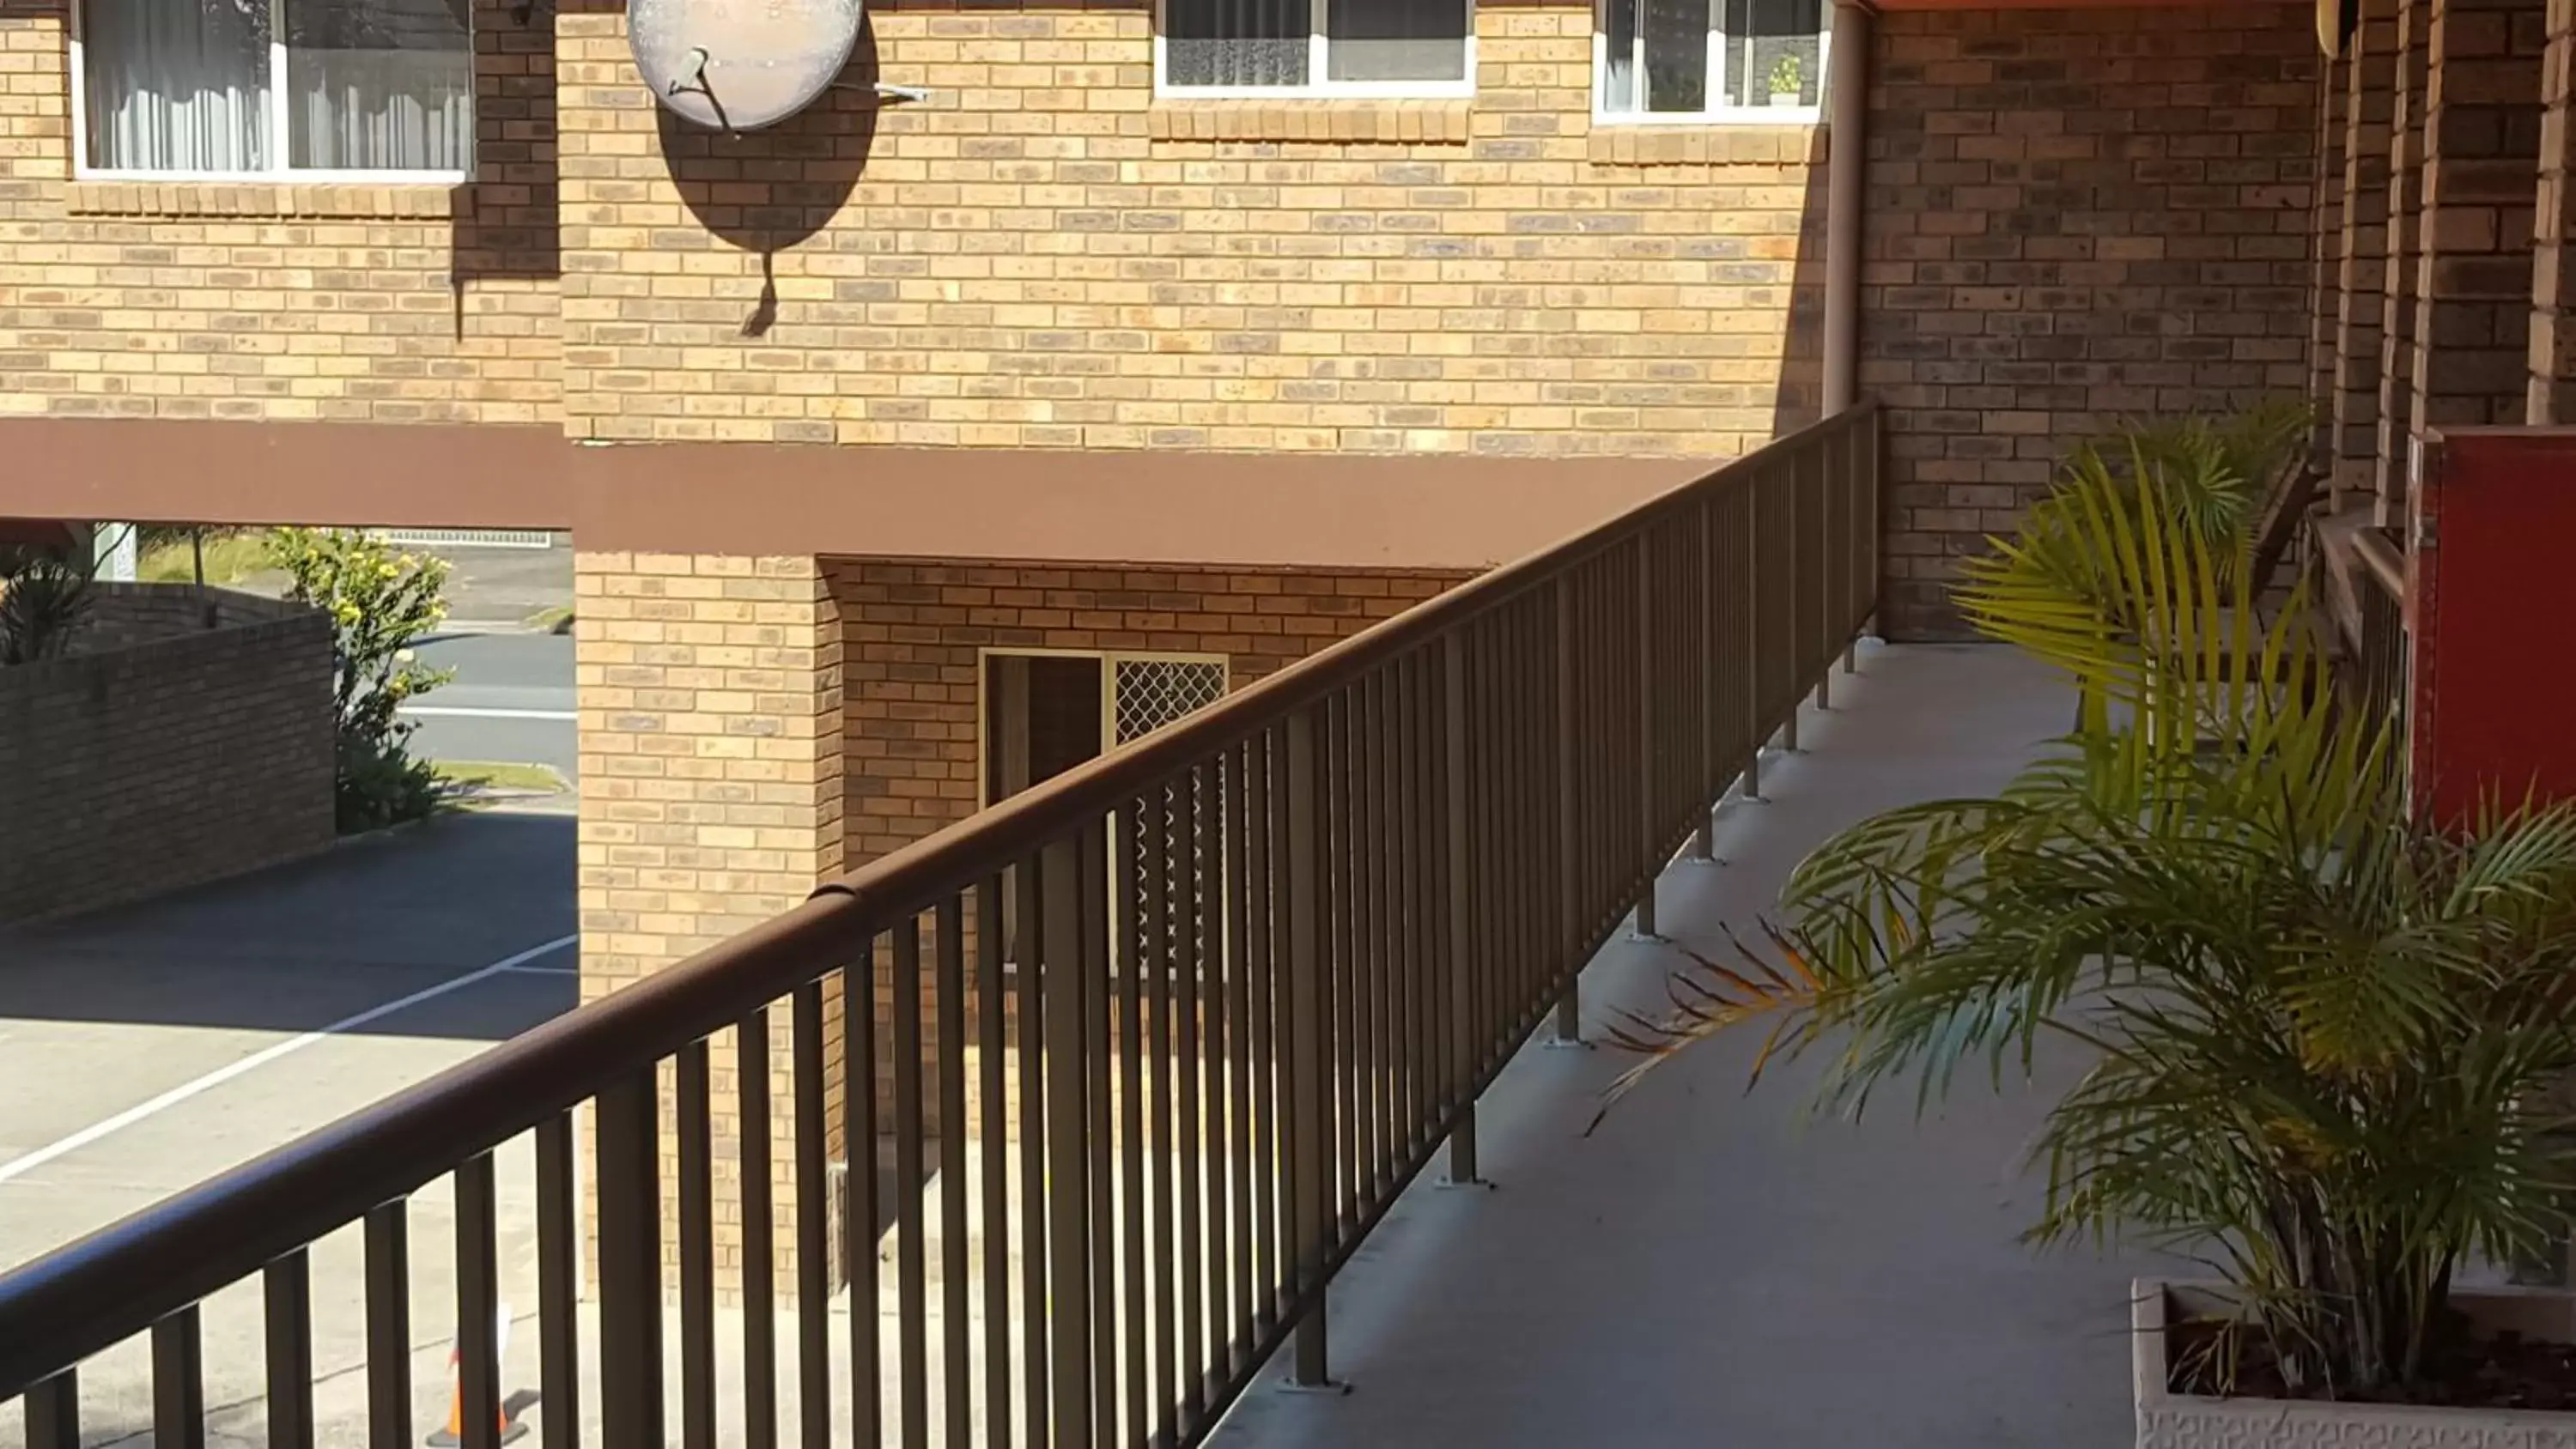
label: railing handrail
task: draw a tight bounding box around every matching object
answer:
[0,401,1880,1391]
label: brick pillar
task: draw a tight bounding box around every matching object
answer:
[2379,0,2433,511]
[2532,0,2576,421]
[575,551,845,1301]
[2335,0,2402,505]
[2412,0,2548,499]
[2312,45,2352,467]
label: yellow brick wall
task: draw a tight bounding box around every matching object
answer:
[555,3,1826,456]
[0,0,559,425]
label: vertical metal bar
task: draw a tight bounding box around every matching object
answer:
[1042,836,1093,1446]
[894,923,929,1449]
[1284,708,1333,1386]
[1246,729,1279,1334]
[22,1371,76,1449]
[1634,533,1662,940]
[365,1201,410,1449]
[1440,635,1480,1184]
[976,880,1012,1449]
[734,1016,775,1449]
[1552,579,1582,1043]
[1352,680,1381,1210]
[1081,828,1117,1449]
[536,1110,584,1449]
[153,1306,206,1449]
[791,980,829,1449]
[1326,691,1357,1234]
[677,1040,718,1449]
[1018,852,1051,1448]
[1133,798,1163,1446]
[264,1248,314,1449]
[457,1150,503,1449]
[1224,742,1257,1370]
[1177,763,1208,1429]
[936,897,971,1449]
[847,949,884,1448]
[597,1070,665,1449]
[1743,478,1766,801]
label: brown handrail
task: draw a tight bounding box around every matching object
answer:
[0,402,1884,1444]
[2352,524,2406,603]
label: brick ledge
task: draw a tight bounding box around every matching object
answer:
[64,181,465,220]
[1587,125,1826,167]
[1149,100,1471,145]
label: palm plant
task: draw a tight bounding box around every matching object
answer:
[1606,411,2576,1401]
[0,555,95,665]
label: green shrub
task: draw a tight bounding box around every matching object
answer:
[268,529,455,833]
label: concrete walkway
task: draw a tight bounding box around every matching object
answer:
[1209,642,2167,1449]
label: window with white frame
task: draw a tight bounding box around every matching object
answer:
[1597,0,1826,123]
[1158,0,1473,96]
[74,0,473,179]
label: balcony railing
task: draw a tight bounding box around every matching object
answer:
[0,403,1880,1448]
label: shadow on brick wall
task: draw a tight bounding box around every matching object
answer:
[1772,126,1832,442]
[655,15,884,339]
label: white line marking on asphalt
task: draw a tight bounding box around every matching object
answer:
[501,964,580,976]
[400,706,578,721]
[0,934,579,1186]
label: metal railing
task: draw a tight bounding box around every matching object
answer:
[2346,523,2409,738]
[0,403,1880,1448]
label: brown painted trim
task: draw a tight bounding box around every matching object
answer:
[0,418,1698,572]
[1,419,576,531]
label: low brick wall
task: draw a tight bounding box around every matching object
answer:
[0,585,337,923]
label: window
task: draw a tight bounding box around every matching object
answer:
[1158,0,1473,97]
[1596,0,1826,124]
[74,0,473,179]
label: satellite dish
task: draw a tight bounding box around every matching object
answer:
[629,0,866,132]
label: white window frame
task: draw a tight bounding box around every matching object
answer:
[1153,0,1478,100]
[1591,0,1830,127]
[67,0,474,184]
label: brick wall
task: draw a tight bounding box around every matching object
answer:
[0,0,558,424]
[1864,3,2319,636]
[2412,0,2546,455]
[65,580,285,653]
[553,2,1824,456]
[0,585,334,922]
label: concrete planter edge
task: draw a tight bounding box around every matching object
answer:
[2132,1276,2576,1448]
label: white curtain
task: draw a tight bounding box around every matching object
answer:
[286,0,471,171]
[1164,0,1309,88]
[82,0,270,173]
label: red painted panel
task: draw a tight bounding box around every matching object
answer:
[2408,428,2576,828]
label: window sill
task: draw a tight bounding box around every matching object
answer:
[64,181,466,221]
[1587,124,1825,167]
[1148,100,1471,145]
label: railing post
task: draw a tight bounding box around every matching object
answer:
[1440,634,1484,1186]
[1551,578,1583,1047]
[595,1067,665,1449]
[1632,534,1663,942]
[1689,497,1718,863]
[1283,709,1341,1389]
[1744,479,1767,802]
[1816,427,1838,714]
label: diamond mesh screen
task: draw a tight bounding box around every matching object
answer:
[1112,658,1228,745]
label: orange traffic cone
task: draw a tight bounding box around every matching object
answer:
[426,1304,526,1447]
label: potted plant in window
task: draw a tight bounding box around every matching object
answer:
[1602,412,2576,1445]
[1768,53,1803,108]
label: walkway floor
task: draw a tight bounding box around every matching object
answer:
[1208,641,2167,1449]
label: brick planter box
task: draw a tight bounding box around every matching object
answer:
[0,585,335,924]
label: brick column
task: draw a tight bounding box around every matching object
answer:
[2412,0,2548,494]
[2334,0,2402,505]
[2532,0,2576,421]
[2312,44,2352,467]
[2379,0,2433,510]
[576,551,845,1301]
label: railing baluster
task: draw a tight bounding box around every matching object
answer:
[1442,634,1479,1184]
[456,1150,503,1449]
[792,979,830,1449]
[1246,729,1279,1337]
[365,1200,411,1449]
[596,1070,664,1449]
[1328,691,1358,1233]
[1284,707,1331,1386]
[849,946,884,1446]
[975,880,1012,1449]
[1224,741,1257,1371]
[935,896,972,1449]
[264,1246,314,1449]
[536,1110,582,1449]
[1042,835,1092,1446]
[736,1015,775,1449]
[21,1369,75,1449]
[894,922,929,1449]
[677,1039,718,1449]
[1177,761,1208,1429]
[1081,827,1118,1449]
[1017,852,1051,1448]
[153,1304,205,1449]
[1133,797,1163,1446]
